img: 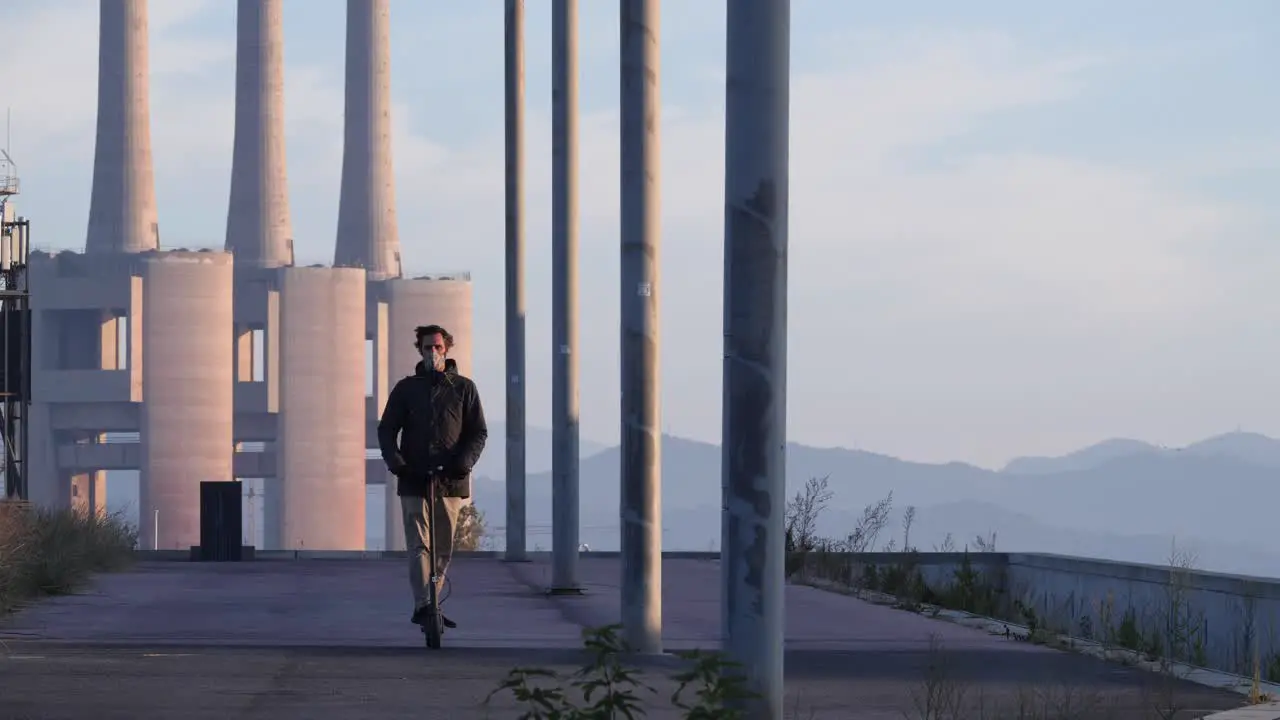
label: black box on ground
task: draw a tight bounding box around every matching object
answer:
[197,480,243,562]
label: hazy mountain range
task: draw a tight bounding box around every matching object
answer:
[469,423,610,480]
[461,429,1280,578]
[1001,431,1280,475]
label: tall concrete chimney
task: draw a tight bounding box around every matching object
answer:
[86,0,160,254]
[225,0,294,268]
[334,0,402,280]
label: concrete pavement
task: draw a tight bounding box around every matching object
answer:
[0,556,1249,718]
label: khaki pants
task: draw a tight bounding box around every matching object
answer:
[401,493,466,612]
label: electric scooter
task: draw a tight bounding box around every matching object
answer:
[421,465,446,649]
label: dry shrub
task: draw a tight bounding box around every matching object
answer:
[0,504,137,613]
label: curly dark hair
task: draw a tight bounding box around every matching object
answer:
[414,324,455,350]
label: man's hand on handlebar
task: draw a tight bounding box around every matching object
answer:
[387,463,463,483]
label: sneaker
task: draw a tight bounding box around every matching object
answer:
[410,605,428,626]
[411,604,457,630]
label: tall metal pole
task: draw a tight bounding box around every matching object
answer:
[619,0,662,653]
[503,0,529,563]
[720,0,791,716]
[550,0,581,592]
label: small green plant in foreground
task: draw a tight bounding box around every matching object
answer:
[485,624,760,719]
[669,649,760,719]
[0,504,137,614]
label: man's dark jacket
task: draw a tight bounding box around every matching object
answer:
[377,358,487,498]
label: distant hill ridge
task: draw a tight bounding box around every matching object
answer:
[467,429,1280,575]
[1001,431,1280,475]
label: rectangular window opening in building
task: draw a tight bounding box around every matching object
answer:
[252,328,265,382]
[116,314,129,370]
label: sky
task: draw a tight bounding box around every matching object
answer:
[5,0,1280,468]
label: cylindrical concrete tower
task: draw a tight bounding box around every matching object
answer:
[225,0,294,268]
[382,276,474,550]
[334,0,401,281]
[277,267,367,550]
[87,0,160,255]
[140,251,235,550]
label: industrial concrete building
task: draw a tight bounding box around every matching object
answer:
[26,0,474,552]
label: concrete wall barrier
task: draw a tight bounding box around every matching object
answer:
[798,550,1280,678]
[1005,552,1280,677]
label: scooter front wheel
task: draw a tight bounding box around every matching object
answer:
[423,613,443,649]
[422,579,443,649]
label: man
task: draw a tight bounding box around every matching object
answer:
[377,324,487,630]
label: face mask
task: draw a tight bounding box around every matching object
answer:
[427,348,446,372]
